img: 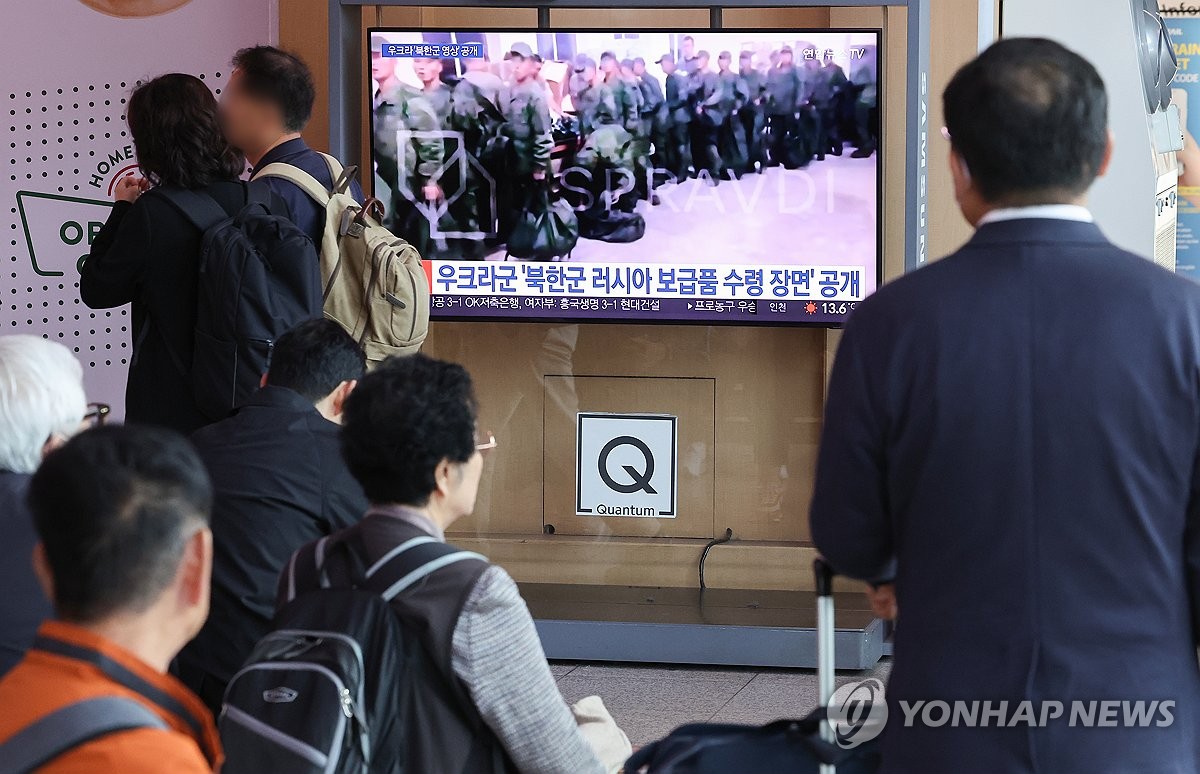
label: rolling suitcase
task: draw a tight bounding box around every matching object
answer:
[623,559,882,774]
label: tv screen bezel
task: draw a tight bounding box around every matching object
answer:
[366,25,884,330]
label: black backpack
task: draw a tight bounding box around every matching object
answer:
[219,535,514,774]
[625,716,881,774]
[578,208,647,244]
[158,183,322,422]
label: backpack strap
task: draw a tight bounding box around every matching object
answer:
[254,154,360,203]
[316,152,360,197]
[253,163,333,207]
[155,187,231,233]
[155,181,273,231]
[284,531,487,605]
[350,533,500,755]
[281,533,384,604]
[30,635,210,745]
[281,536,331,605]
[364,539,488,603]
[0,695,168,774]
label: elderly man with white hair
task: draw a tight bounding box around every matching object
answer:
[0,335,88,677]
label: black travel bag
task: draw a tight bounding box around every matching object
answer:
[578,208,646,244]
[506,186,579,261]
[625,560,883,774]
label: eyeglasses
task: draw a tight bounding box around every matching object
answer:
[84,403,111,428]
[475,431,498,453]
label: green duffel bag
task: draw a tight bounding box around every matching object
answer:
[506,187,580,261]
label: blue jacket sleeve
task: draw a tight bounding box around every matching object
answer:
[1186,443,1200,645]
[809,318,895,581]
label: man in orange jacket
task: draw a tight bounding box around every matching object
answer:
[0,425,221,771]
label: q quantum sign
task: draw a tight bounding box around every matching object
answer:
[576,413,678,519]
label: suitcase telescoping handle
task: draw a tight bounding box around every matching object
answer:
[814,557,837,774]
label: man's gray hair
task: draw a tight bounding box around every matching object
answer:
[0,336,87,474]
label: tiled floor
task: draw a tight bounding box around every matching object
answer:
[552,658,893,747]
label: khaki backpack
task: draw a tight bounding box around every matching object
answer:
[253,153,430,366]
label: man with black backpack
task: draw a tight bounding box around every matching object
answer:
[219,355,623,774]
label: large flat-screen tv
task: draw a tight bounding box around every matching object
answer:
[368,27,880,325]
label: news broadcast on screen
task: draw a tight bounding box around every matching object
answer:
[369,28,880,326]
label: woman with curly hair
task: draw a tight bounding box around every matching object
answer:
[81,73,286,434]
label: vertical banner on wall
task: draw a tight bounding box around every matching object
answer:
[1163,6,1200,279]
[0,0,273,416]
[906,0,932,271]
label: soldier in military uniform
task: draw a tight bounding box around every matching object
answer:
[451,53,506,257]
[600,53,642,138]
[600,53,643,200]
[688,50,723,183]
[679,35,699,75]
[373,81,444,243]
[715,51,746,178]
[738,51,766,174]
[562,54,638,217]
[764,45,803,169]
[849,50,877,158]
[574,104,639,215]
[408,55,463,258]
[371,46,404,110]
[632,57,666,177]
[370,48,406,208]
[657,53,692,182]
[413,56,453,123]
[500,42,553,240]
[799,51,824,161]
[569,55,617,138]
[567,55,594,128]
[811,50,850,157]
[618,58,652,202]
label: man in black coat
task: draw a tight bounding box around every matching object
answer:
[174,319,368,715]
[810,38,1200,773]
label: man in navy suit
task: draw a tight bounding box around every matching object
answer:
[810,38,1200,772]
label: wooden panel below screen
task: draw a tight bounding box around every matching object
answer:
[430,322,826,547]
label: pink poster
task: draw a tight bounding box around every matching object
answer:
[0,0,275,416]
